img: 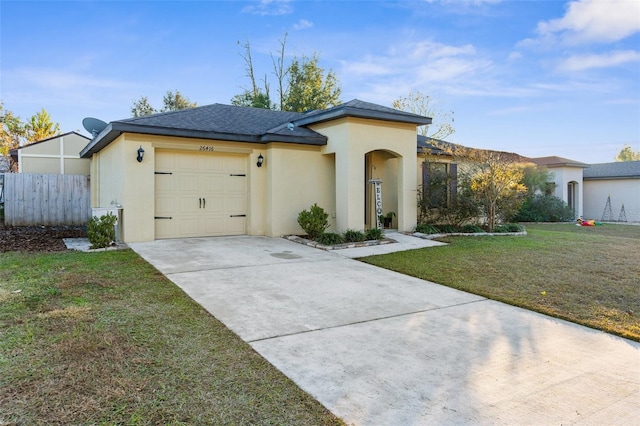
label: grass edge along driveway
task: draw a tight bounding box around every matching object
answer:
[0,249,345,426]
[361,223,640,342]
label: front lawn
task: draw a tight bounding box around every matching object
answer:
[360,223,640,341]
[0,250,344,425]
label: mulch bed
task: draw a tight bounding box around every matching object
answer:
[0,223,87,253]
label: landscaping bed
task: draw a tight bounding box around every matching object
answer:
[286,234,396,250]
[0,223,86,253]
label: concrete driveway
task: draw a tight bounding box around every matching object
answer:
[130,235,639,425]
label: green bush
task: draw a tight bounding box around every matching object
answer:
[512,194,574,222]
[415,223,440,234]
[317,232,344,245]
[460,224,485,233]
[365,228,384,240]
[87,212,117,249]
[297,203,329,240]
[435,224,459,233]
[343,229,366,243]
[494,223,525,233]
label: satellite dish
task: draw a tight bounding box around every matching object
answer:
[82,117,108,138]
[287,122,295,131]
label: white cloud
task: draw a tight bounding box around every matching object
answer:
[536,0,640,44]
[557,50,640,71]
[293,19,313,30]
[242,0,292,16]
[342,39,489,86]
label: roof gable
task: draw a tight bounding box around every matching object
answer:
[295,99,432,127]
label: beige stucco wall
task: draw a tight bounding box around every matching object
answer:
[312,117,418,233]
[583,178,640,222]
[90,133,323,242]
[90,116,421,242]
[18,133,90,175]
[266,143,336,236]
[548,166,584,218]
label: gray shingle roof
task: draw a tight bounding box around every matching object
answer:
[584,161,640,179]
[295,99,432,126]
[417,135,455,155]
[120,104,306,136]
[80,100,432,158]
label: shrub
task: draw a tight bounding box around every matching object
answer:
[297,203,329,240]
[460,224,485,233]
[343,229,366,243]
[365,228,384,240]
[415,223,440,234]
[494,223,524,233]
[87,212,117,249]
[435,224,459,233]
[317,232,344,245]
[511,194,574,222]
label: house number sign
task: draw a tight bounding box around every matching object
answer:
[369,179,383,229]
[199,146,215,152]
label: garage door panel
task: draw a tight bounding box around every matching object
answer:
[155,150,247,239]
[225,196,246,212]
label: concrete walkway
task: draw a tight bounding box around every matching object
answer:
[130,235,639,425]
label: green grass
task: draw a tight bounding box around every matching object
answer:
[361,223,640,341]
[0,250,344,425]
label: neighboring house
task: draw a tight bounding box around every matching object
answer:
[583,161,640,222]
[529,156,589,219]
[80,100,431,243]
[9,131,91,175]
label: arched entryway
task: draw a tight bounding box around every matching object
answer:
[364,150,401,230]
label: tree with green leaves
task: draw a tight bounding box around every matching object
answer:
[282,54,341,112]
[231,35,341,112]
[131,90,197,117]
[131,96,157,117]
[26,108,60,143]
[392,90,455,140]
[435,143,526,231]
[614,144,640,162]
[0,102,26,156]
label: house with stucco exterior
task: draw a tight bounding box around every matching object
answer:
[80,100,431,242]
[529,156,590,219]
[583,161,640,222]
[76,99,638,243]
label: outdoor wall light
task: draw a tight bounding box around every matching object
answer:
[137,146,145,163]
[257,153,264,167]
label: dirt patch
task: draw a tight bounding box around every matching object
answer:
[0,223,87,253]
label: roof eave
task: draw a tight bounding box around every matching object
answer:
[80,122,329,157]
[295,107,432,127]
[261,133,327,145]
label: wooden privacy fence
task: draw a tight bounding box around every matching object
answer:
[3,173,91,226]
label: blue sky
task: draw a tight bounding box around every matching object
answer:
[1,0,639,164]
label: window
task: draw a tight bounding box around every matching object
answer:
[422,162,457,208]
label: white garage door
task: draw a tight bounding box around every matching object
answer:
[154,150,247,239]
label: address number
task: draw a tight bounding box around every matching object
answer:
[199,146,215,152]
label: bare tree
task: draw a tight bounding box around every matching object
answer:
[392,90,455,140]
